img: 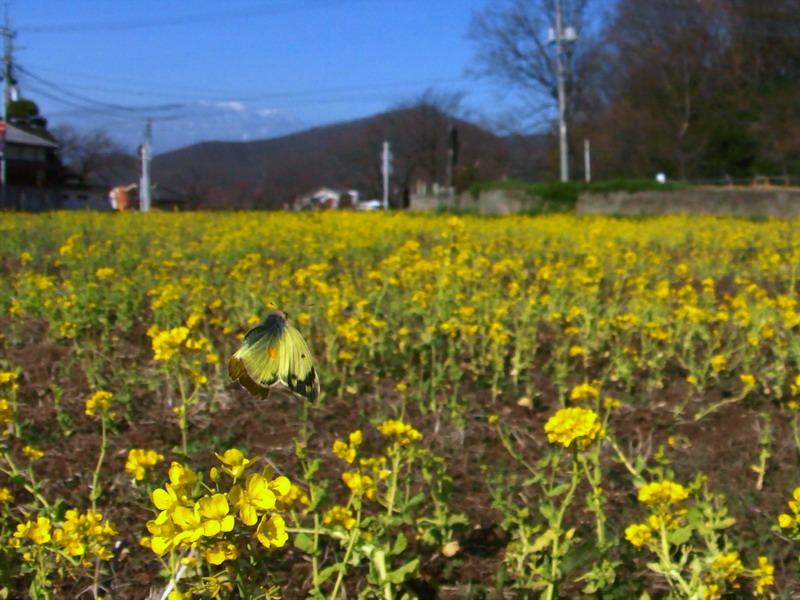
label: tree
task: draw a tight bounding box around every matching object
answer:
[6,99,48,131]
[467,0,604,177]
[50,124,134,184]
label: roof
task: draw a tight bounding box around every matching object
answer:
[5,124,59,148]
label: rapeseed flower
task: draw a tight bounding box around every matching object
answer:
[544,407,604,448]
[215,448,257,480]
[22,445,44,460]
[378,419,422,445]
[256,514,288,549]
[12,516,52,546]
[624,522,652,547]
[637,480,689,507]
[324,505,356,530]
[229,473,279,526]
[125,448,165,480]
[85,390,113,417]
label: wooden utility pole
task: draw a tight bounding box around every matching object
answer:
[1,7,14,203]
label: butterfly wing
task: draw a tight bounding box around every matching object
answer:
[279,324,320,402]
[228,322,282,399]
[229,312,319,402]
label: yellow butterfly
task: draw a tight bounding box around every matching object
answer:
[228,310,319,401]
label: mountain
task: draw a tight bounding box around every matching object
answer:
[151,108,551,209]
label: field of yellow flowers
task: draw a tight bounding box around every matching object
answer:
[2,210,800,598]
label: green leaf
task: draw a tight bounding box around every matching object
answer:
[294,532,315,554]
[391,532,408,555]
[314,565,339,586]
[531,529,556,553]
[405,492,425,510]
[547,483,571,498]
[667,526,692,546]
[386,558,420,584]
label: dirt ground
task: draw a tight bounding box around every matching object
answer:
[4,316,800,599]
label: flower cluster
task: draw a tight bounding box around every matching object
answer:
[544,407,604,449]
[377,419,423,446]
[125,448,165,481]
[85,390,114,418]
[624,480,690,548]
[141,450,295,568]
[10,510,117,565]
[777,486,800,538]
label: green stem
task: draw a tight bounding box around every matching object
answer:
[329,503,362,600]
[386,447,401,515]
[542,455,581,600]
[176,370,188,456]
[90,416,108,512]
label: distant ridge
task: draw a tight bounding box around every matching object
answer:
[151,108,549,208]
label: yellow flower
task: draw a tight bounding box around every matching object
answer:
[710,552,743,584]
[85,390,113,417]
[637,480,689,508]
[125,448,165,480]
[229,473,278,526]
[198,493,235,537]
[624,522,652,547]
[710,354,727,372]
[488,414,499,424]
[739,373,755,388]
[332,431,362,463]
[342,471,377,501]
[14,516,52,545]
[754,556,775,593]
[276,483,310,511]
[215,448,257,479]
[22,445,44,460]
[544,407,604,448]
[150,326,190,361]
[168,461,198,490]
[0,487,13,503]
[778,512,796,529]
[324,505,356,529]
[0,398,14,424]
[256,514,288,549]
[377,419,422,445]
[205,541,238,565]
[569,382,599,401]
[95,267,115,280]
[0,371,19,385]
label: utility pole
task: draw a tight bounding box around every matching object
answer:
[1,7,14,205]
[139,119,152,211]
[554,0,569,182]
[381,140,391,210]
[584,138,591,183]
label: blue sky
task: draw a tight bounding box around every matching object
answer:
[11,0,525,152]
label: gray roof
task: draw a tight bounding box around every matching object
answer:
[5,124,58,148]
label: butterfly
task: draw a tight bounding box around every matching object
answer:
[228,310,320,402]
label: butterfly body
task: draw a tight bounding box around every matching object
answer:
[229,310,319,401]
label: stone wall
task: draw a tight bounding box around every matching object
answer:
[576,188,800,217]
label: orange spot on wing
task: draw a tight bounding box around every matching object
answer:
[268,348,279,359]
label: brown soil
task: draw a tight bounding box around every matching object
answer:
[2,318,799,599]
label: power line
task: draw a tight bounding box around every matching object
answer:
[19,0,381,34]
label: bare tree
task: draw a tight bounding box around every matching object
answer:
[50,124,134,184]
[378,88,465,203]
[467,0,603,140]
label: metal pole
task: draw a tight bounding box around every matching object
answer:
[381,140,390,210]
[139,119,152,211]
[554,0,569,182]
[584,138,591,183]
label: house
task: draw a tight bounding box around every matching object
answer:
[295,187,359,210]
[0,123,63,210]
